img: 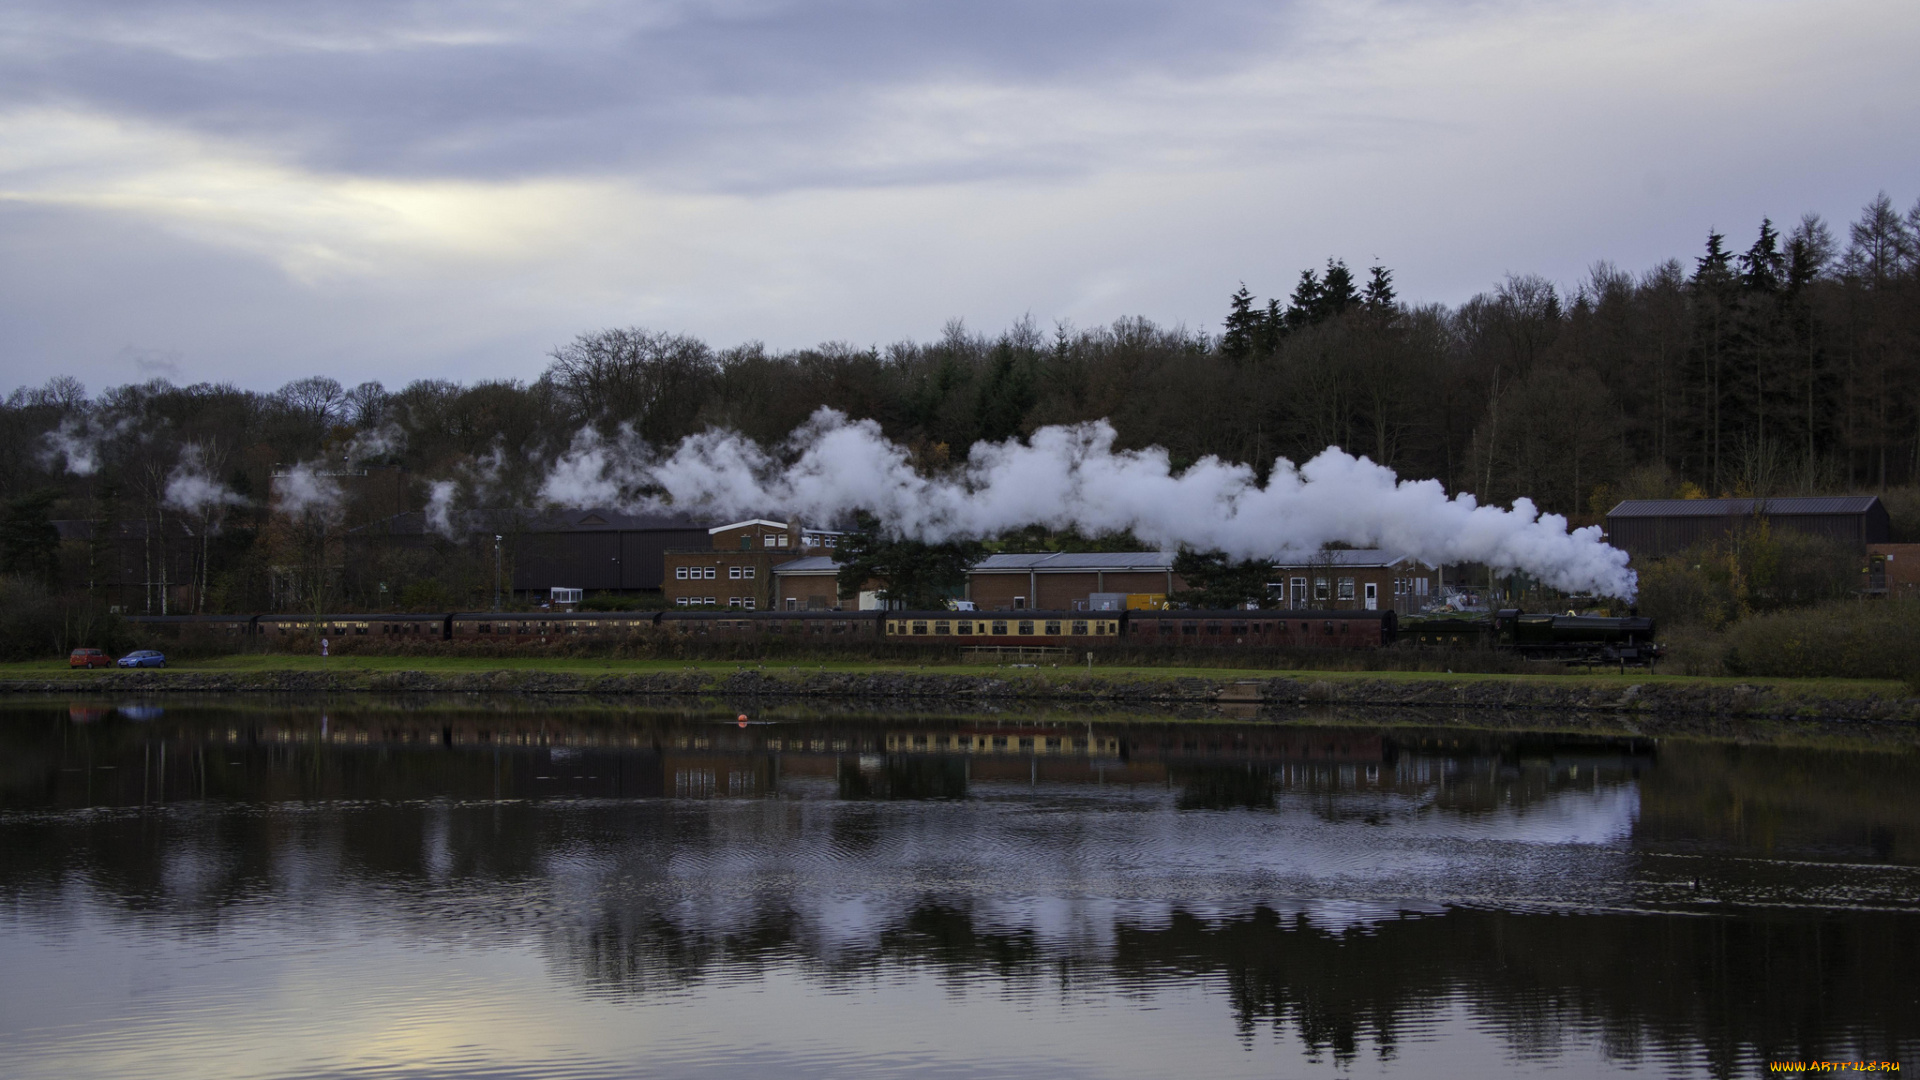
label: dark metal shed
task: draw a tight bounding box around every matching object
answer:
[1604,496,1890,561]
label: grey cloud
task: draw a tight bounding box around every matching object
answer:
[2,0,1298,188]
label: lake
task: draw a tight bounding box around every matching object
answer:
[2,698,1916,1078]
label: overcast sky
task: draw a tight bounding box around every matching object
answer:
[2,0,1916,395]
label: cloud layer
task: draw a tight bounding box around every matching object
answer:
[2,0,1917,392]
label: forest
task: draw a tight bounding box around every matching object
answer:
[1,191,1917,641]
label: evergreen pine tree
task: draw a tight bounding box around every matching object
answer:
[1321,259,1358,316]
[1221,283,1258,361]
[1739,218,1785,293]
[1285,268,1323,329]
[1362,265,1397,313]
[1693,230,1734,287]
[1258,298,1286,352]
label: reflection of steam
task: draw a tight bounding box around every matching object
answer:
[538,408,1638,597]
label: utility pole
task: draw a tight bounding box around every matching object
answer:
[493,535,503,612]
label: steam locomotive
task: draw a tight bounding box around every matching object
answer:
[124,606,1662,665]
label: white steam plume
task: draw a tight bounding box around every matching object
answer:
[539,409,1637,598]
[424,479,458,538]
[343,424,406,463]
[39,417,116,475]
[162,445,247,518]
[273,461,346,524]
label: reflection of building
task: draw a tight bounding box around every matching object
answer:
[351,507,709,598]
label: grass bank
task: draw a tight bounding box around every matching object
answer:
[1,654,1908,701]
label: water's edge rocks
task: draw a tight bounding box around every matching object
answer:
[4,669,1914,722]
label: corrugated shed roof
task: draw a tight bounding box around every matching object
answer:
[1273,549,1422,568]
[771,556,840,574]
[971,552,1176,572]
[1606,496,1883,518]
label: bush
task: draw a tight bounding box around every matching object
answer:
[1635,524,1858,629]
[0,576,136,660]
[1722,598,1920,683]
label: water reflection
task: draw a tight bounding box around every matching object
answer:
[2,700,1917,1078]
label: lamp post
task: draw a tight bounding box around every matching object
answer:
[493,535,503,612]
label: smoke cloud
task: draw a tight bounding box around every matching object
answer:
[273,461,346,524]
[39,417,116,475]
[538,409,1638,598]
[162,445,247,519]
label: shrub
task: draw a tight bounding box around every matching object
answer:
[1722,598,1920,682]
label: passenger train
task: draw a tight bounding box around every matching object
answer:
[122,606,1661,664]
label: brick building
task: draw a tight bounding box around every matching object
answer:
[1266,550,1437,612]
[662,519,844,608]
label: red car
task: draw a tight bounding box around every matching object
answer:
[69,648,112,669]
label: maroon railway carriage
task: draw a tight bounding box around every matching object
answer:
[1121,609,1396,649]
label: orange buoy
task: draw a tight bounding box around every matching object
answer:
[738,714,749,727]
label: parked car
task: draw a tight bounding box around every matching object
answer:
[116,650,167,668]
[69,648,112,669]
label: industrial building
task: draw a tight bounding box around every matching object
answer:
[965,552,1183,610]
[351,508,709,598]
[1604,497,1891,561]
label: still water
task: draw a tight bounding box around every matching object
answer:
[2,698,1917,1079]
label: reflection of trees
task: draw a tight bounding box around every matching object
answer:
[1637,741,1920,863]
[4,708,1919,1071]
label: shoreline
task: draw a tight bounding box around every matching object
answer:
[5,667,1915,722]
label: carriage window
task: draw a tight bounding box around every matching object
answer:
[1277,621,1288,632]
[478,624,492,634]
[934,621,950,635]
[1340,621,1350,633]
[912,621,928,635]
[1204,621,1223,634]
[1071,621,1088,635]
[1044,621,1061,635]
[992,621,1008,635]
[1324,621,1335,633]
[1181,621,1198,635]
[956,621,972,635]
[1230,622,1249,634]
[1018,621,1035,635]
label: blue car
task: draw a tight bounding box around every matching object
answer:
[117,650,167,668]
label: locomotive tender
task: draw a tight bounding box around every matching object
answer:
[120,606,1660,665]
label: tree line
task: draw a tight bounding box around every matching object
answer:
[3,191,1917,621]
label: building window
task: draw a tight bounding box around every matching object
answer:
[743,599,755,610]
[704,567,717,579]
[1012,596,1027,610]
[729,597,742,608]
[729,567,742,579]
[1314,577,1330,601]
[676,567,689,580]
[1338,577,1355,600]
[742,566,755,579]
[704,596,716,605]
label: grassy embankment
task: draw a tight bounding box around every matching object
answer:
[0,654,1907,699]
